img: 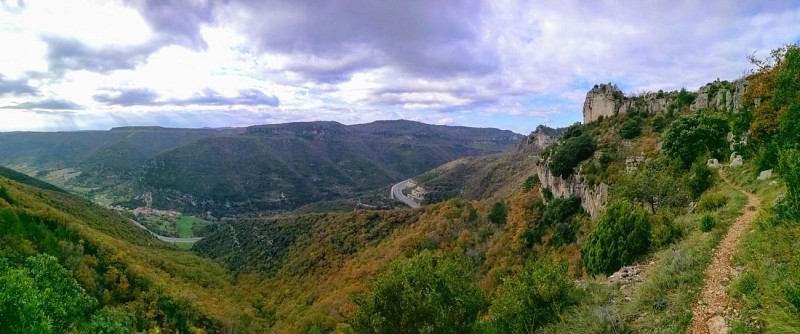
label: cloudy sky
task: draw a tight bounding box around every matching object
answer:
[0,0,798,134]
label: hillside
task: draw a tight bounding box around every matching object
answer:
[0,165,270,332]
[0,121,521,216]
[189,45,800,333]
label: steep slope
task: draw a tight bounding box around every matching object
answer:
[0,165,268,332]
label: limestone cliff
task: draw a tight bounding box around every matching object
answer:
[583,83,625,123]
[534,161,608,218]
[582,78,747,124]
[516,125,565,154]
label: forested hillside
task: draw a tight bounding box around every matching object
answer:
[2,45,797,334]
[190,45,800,333]
[0,120,520,217]
[0,165,268,332]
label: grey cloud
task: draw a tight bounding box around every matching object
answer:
[3,98,83,110]
[0,75,38,96]
[93,88,160,106]
[173,88,280,107]
[93,87,279,107]
[125,0,217,50]
[44,36,160,73]
[131,0,497,82]
[239,0,496,80]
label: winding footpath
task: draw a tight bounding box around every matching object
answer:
[687,169,761,334]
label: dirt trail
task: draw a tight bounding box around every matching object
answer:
[687,169,761,334]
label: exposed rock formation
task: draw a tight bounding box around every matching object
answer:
[691,79,747,112]
[583,78,747,124]
[583,83,625,123]
[535,163,608,218]
[516,125,565,154]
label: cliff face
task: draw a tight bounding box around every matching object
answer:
[583,84,625,123]
[535,162,608,218]
[690,79,747,112]
[582,79,747,124]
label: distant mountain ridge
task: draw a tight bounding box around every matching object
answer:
[0,120,522,216]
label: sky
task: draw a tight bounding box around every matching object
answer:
[0,0,798,134]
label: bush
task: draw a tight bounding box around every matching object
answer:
[619,118,642,139]
[687,161,713,198]
[662,112,730,168]
[522,175,540,191]
[581,201,650,275]
[352,251,487,334]
[697,193,728,212]
[699,214,715,232]
[484,257,576,333]
[777,149,800,221]
[549,134,596,178]
[488,201,508,225]
[650,213,681,249]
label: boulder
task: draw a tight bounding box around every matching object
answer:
[729,153,743,167]
[758,169,772,180]
[707,159,721,169]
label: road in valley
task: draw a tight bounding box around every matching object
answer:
[128,219,203,243]
[390,179,421,209]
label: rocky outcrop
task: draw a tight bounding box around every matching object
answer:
[583,78,747,124]
[516,125,565,154]
[583,83,625,123]
[691,79,747,112]
[535,163,608,218]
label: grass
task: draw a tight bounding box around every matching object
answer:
[724,162,800,333]
[138,214,211,238]
[177,215,211,238]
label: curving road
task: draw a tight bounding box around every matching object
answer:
[128,219,203,243]
[390,179,421,209]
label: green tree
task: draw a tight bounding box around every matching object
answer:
[581,201,650,275]
[614,160,688,212]
[24,254,97,332]
[87,307,134,334]
[687,160,714,199]
[549,134,596,178]
[0,261,53,334]
[776,149,800,221]
[352,251,487,334]
[522,175,540,191]
[619,117,642,139]
[662,112,729,168]
[484,257,576,334]
[488,201,508,225]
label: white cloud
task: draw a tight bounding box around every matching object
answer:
[0,0,798,134]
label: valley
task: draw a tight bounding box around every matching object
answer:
[1,45,798,334]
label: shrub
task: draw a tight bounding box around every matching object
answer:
[697,193,728,212]
[650,213,681,249]
[687,161,714,198]
[549,134,596,178]
[662,112,730,168]
[522,175,540,191]
[699,214,715,232]
[581,201,650,275]
[352,251,487,334]
[777,149,800,221]
[488,201,508,225]
[484,257,576,334]
[0,186,12,205]
[619,118,642,139]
